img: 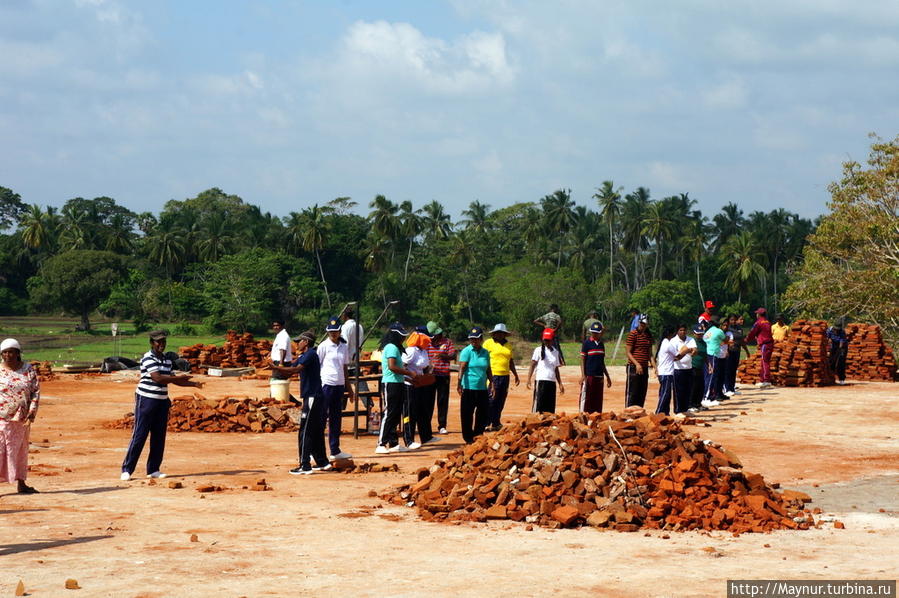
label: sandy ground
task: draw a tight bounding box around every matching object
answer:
[1,366,897,597]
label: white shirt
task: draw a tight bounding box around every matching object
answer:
[669,335,696,370]
[272,329,292,364]
[317,338,348,386]
[402,346,430,386]
[719,332,733,359]
[531,346,561,382]
[341,319,363,359]
[656,338,677,376]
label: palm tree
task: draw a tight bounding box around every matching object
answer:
[59,203,91,250]
[712,202,745,251]
[398,200,422,282]
[299,204,334,309]
[762,208,792,314]
[621,187,651,289]
[20,205,58,250]
[641,200,677,281]
[567,207,601,280]
[449,232,476,322]
[105,213,135,253]
[197,212,233,262]
[681,216,710,305]
[718,231,767,303]
[368,194,399,263]
[594,180,622,291]
[540,189,576,269]
[420,200,452,240]
[459,200,492,234]
[147,223,186,278]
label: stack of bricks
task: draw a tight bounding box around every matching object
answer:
[737,320,835,387]
[844,323,898,381]
[105,394,299,433]
[738,320,897,385]
[385,410,815,534]
[30,361,55,382]
[179,330,273,371]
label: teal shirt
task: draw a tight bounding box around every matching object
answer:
[459,344,490,390]
[703,327,725,357]
[381,344,404,384]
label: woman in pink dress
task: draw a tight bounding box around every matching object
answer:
[0,338,40,494]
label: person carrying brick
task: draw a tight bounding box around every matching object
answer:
[667,324,697,415]
[483,323,520,430]
[746,308,774,388]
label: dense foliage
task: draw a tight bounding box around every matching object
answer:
[1,180,818,338]
[786,135,899,346]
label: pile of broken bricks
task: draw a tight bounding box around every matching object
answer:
[179,330,273,371]
[385,409,816,534]
[106,395,300,433]
[30,360,55,381]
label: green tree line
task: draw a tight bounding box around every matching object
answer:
[0,183,816,338]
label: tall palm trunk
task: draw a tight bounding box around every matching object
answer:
[773,255,779,313]
[314,248,332,309]
[695,260,704,305]
[608,219,614,292]
[404,242,413,282]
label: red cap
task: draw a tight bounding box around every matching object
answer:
[542,327,555,340]
[755,307,767,315]
[705,300,715,309]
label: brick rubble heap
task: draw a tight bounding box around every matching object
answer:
[385,410,814,534]
[106,395,299,433]
[179,330,273,371]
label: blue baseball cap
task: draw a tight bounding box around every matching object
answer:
[589,321,604,333]
[389,322,409,336]
[467,326,484,339]
[325,317,341,331]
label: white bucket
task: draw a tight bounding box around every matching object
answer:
[270,379,290,402]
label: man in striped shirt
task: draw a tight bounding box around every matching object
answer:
[121,330,202,481]
[625,314,655,407]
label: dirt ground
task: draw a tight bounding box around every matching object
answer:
[1,366,897,597]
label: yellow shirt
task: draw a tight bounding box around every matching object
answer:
[482,338,514,376]
[771,322,790,341]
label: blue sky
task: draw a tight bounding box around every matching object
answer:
[2,0,898,221]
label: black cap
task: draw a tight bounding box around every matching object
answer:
[149,330,168,341]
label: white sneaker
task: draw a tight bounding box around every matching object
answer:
[388,445,408,453]
[120,472,131,481]
[836,380,846,386]
[147,471,166,479]
[755,382,764,387]
[329,451,353,461]
[687,408,699,414]
[700,399,720,408]
[375,445,390,454]
[408,442,422,450]
[438,428,448,435]
[312,463,333,471]
[723,391,734,397]
[425,436,441,444]
[730,390,741,395]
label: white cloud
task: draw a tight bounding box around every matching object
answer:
[334,20,515,96]
[648,161,692,191]
[703,75,748,109]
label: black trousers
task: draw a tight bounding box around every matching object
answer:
[122,395,170,475]
[830,349,847,381]
[488,375,510,427]
[298,394,328,469]
[378,382,405,448]
[625,364,649,407]
[673,369,692,414]
[434,375,450,429]
[532,380,557,413]
[725,350,740,392]
[403,384,435,445]
[460,389,488,444]
[690,366,704,409]
[654,374,675,415]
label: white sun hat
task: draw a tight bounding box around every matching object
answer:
[490,323,510,334]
